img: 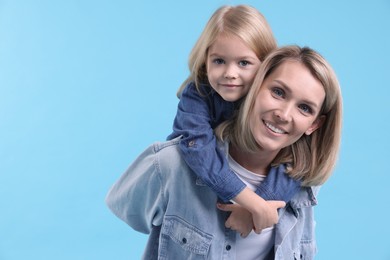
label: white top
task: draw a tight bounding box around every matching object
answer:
[228,154,275,259]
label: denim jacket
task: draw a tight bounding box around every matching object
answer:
[167,82,300,202]
[106,138,318,259]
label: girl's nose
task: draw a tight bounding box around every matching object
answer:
[224,65,238,79]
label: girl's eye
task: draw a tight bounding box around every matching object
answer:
[239,60,250,67]
[299,104,313,114]
[213,58,225,65]
[272,87,284,97]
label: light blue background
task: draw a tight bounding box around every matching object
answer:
[1,1,389,259]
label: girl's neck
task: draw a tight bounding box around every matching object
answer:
[229,144,278,176]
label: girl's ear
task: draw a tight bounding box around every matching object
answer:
[305,115,326,135]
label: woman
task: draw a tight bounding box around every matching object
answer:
[106,45,342,259]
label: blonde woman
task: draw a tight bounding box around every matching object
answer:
[106,45,342,259]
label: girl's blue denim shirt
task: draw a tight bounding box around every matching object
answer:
[106,137,319,259]
[167,82,300,202]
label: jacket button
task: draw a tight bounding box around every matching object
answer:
[226,245,231,251]
[182,238,187,244]
[188,140,195,147]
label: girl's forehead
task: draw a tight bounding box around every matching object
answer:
[209,34,256,55]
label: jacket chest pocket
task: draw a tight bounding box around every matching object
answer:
[160,215,213,259]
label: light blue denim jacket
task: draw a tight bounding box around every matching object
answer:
[106,137,319,260]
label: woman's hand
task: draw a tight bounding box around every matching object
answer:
[217,203,253,238]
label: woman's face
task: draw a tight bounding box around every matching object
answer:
[250,60,326,153]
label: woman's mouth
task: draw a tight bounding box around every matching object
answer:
[264,121,287,134]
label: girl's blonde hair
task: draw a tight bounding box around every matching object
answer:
[216,45,343,186]
[177,5,276,96]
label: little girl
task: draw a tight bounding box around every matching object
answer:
[167,5,301,234]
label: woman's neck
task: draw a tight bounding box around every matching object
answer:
[229,144,279,176]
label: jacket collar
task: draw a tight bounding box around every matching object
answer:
[289,186,319,209]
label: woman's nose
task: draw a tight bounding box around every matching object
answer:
[274,105,293,122]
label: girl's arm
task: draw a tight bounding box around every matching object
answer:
[254,164,301,202]
[105,144,165,234]
[219,165,301,235]
[167,83,246,202]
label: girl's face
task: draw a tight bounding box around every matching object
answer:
[206,34,261,102]
[250,60,326,153]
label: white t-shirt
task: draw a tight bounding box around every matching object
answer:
[228,154,275,259]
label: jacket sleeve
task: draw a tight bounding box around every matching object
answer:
[105,144,165,234]
[255,164,302,202]
[167,83,246,202]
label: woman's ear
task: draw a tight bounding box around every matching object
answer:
[305,115,326,135]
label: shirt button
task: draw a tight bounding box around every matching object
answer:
[226,245,231,251]
[188,140,195,147]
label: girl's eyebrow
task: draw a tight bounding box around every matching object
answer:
[208,49,255,58]
[273,79,321,109]
[208,53,258,61]
[208,52,223,57]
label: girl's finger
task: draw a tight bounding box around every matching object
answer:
[216,203,234,212]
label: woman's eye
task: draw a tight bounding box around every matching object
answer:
[272,88,284,97]
[299,104,313,114]
[239,60,250,67]
[213,58,225,65]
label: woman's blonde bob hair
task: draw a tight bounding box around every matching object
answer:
[216,45,343,186]
[177,5,276,96]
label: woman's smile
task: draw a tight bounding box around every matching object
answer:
[263,120,287,134]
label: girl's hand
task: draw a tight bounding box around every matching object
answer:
[217,203,253,238]
[251,200,285,234]
[231,188,286,234]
